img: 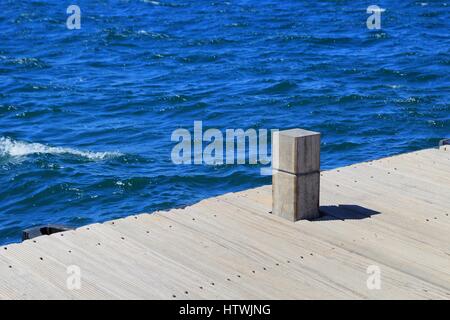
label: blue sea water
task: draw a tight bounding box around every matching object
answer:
[0,1,448,245]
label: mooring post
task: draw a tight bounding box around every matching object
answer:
[272,128,321,221]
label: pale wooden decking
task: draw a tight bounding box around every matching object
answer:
[0,147,449,299]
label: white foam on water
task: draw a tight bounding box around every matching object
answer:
[143,0,160,5]
[0,137,122,161]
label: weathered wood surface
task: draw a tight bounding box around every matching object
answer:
[0,147,449,299]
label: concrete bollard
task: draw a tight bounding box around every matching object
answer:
[272,129,321,221]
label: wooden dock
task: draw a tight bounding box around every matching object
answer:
[1,146,449,299]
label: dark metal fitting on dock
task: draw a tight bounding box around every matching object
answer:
[22,224,73,241]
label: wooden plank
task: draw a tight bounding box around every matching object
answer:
[214,191,450,291]
[0,148,449,299]
[194,198,449,299]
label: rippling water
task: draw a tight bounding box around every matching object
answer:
[0,1,448,244]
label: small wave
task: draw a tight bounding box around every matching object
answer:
[261,80,297,94]
[141,0,186,7]
[136,30,170,39]
[0,137,122,161]
[143,0,161,5]
[2,57,49,69]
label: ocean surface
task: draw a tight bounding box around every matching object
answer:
[0,1,449,245]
